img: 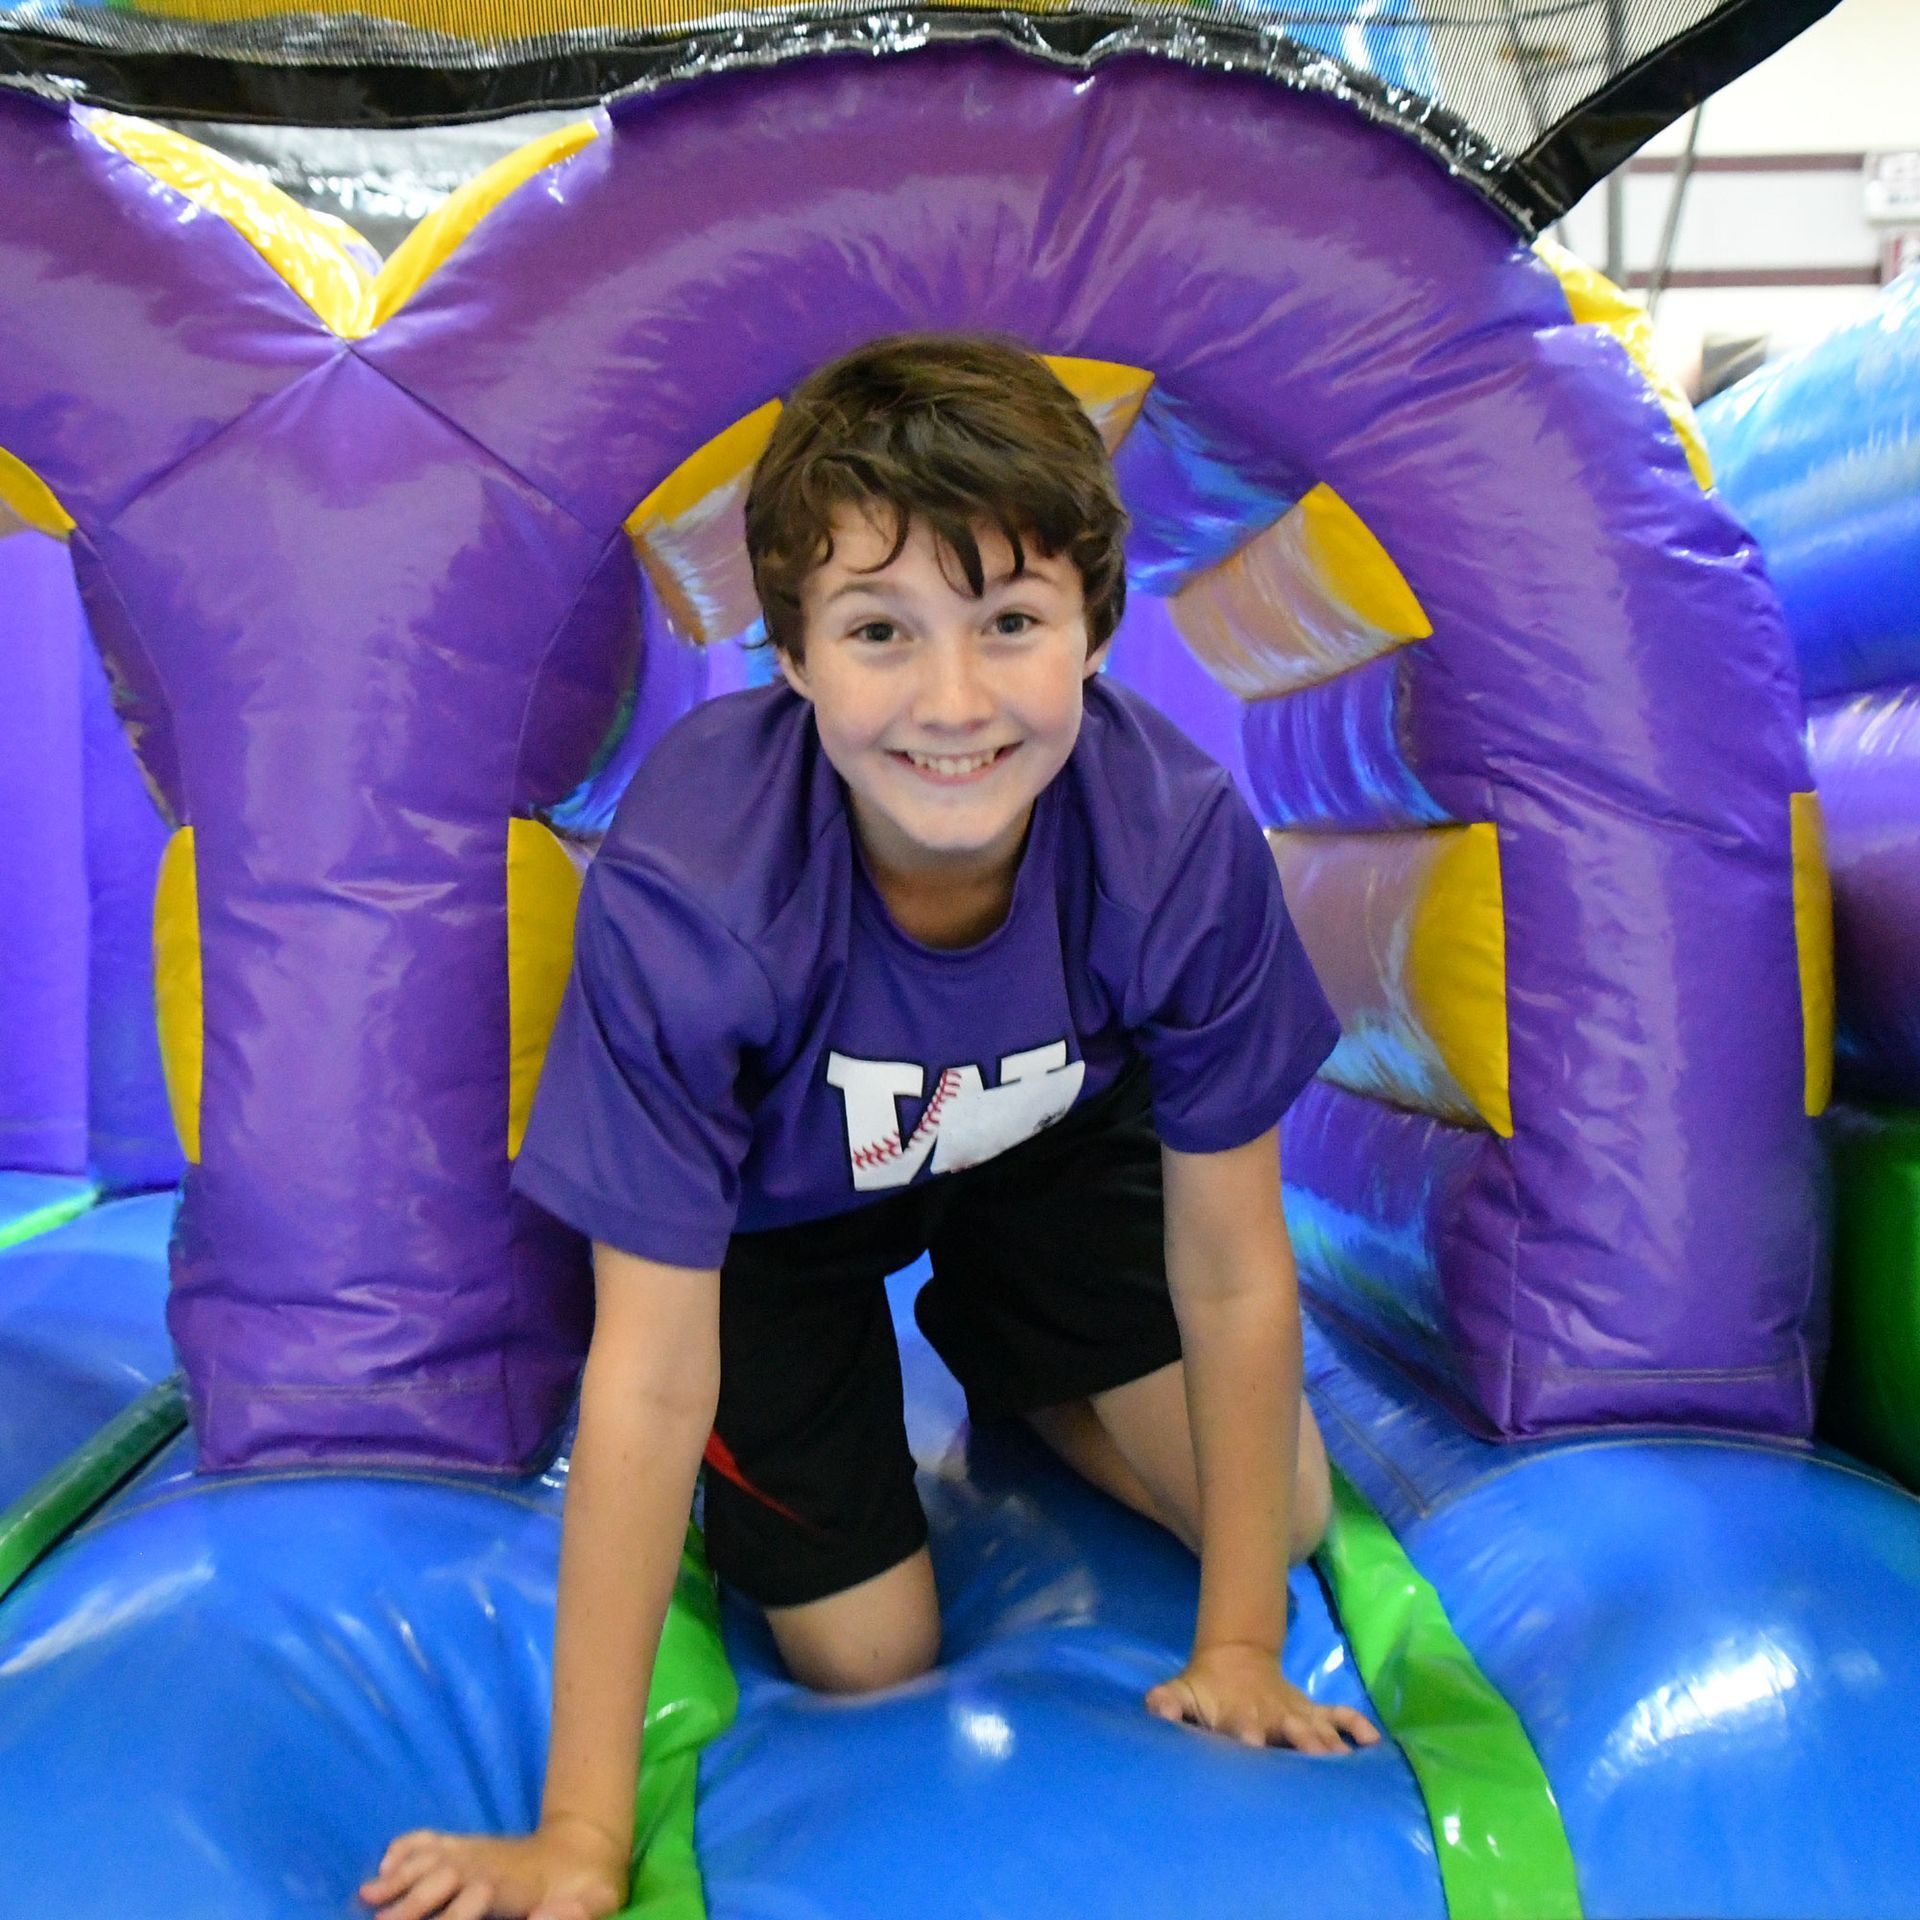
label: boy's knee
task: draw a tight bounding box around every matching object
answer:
[783,1614,940,1695]
[766,1547,941,1695]
[1289,1403,1334,1564]
[1289,1459,1333,1564]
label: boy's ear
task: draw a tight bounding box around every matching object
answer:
[1083,633,1112,679]
[775,645,812,700]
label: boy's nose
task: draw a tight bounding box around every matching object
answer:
[912,638,995,731]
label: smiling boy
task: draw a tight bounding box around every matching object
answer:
[362,335,1371,1920]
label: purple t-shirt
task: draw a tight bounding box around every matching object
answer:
[513,677,1338,1267]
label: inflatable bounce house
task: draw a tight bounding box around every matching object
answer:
[3,1,1919,1913]
[1701,272,1920,1502]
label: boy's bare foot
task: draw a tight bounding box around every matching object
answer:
[358,1814,627,1920]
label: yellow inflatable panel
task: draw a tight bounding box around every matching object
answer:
[1298,484,1428,640]
[82,112,376,337]
[625,397,785,648]
[0,446,75,539]
[1791,791,1835,1118]
[374,119,602,327]
[1267,821,1511,1136]
[1534,237,1713,492]
[1046,357,1153,452]
[507,818,586,1159]
[1407,822,1512,1138]
[1170,482,1431,699]
[153,827,204,1164]
[624,358,1152,649]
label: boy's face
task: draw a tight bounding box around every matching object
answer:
[781,505,1107,893]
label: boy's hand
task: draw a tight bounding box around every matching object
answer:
[1147,1642,1381,1755]
[358,1815,627,1920]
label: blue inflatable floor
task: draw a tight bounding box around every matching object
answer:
[695,1266,1437,1920]
[0,1170,96,1249]
[0,1190,175,1509]
[2,1240,1919,1918]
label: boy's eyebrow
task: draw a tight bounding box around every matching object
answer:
[823,578,903,604]
[824,561,1072,605]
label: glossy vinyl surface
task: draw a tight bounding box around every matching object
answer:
[8,1264,1919,1916]
[91,339,612,1468]
[321,47,1829,1439]
[1820,1104,1920,1490]
[0,530,89,1175]
[1101,592,1254,808]
[1702,269,1920,1107]
[1700,267,1920,704]
[1242,648,1451,832]
[76,570,182,1190]
[1283,1078,1492,1416]
[696,1271,1439,1920]
[1404,1441,1920,1919]
[0,46,1818,1463]
[1,529,178,1188]
[0,96,340,526]
[1267,824,1506,1133]
[0,1444,567,1916]
[0,1192,175,1509]
[552,579,710,839]
[0,1171,95,1248]
[0,0,1832,243]
[1314,1310,1920,1918]
[1806,688,1920,1104]
[0,1272,1440,1920]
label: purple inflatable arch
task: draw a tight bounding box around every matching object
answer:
[0,45,1824,1469]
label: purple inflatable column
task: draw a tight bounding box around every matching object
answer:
[0,99,634,1468]
[0,530,90,1176]
[79,635,181,1192]
[84,354,625,1467]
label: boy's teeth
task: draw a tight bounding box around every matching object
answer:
[906,747,1000,775]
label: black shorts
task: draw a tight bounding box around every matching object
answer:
[703,1063,1184,1609]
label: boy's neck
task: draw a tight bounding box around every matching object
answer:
[853,800,1034,951]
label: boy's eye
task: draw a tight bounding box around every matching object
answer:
[992,611,1036,637]
[852,620,898,645]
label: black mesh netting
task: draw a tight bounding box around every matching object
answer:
[0,1,1838,229]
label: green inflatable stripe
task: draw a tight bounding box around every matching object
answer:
[619,1526,741,1920]
[616,1489,1578,1920]
[1319,1467,1582,1920]
[0,1374,189,1602]
[1823,1106,1920,1490]
[0,1183,99,1252]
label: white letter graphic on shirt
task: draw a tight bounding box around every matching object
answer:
[827,1043,1085,1191]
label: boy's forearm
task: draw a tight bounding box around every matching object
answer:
[1176,1276,1301,1658]
[540,1258,720,1856]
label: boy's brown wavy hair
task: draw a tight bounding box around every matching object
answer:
[744,333,1128,661]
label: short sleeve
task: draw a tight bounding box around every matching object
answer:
[1130,784,1340,1153]
[511,853,776,1268]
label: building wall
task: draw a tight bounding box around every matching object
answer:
[1560,0,1920,386]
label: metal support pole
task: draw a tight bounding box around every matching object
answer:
[1647,106,1705,315]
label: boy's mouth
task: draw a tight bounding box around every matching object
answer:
[891,743,1018,784]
